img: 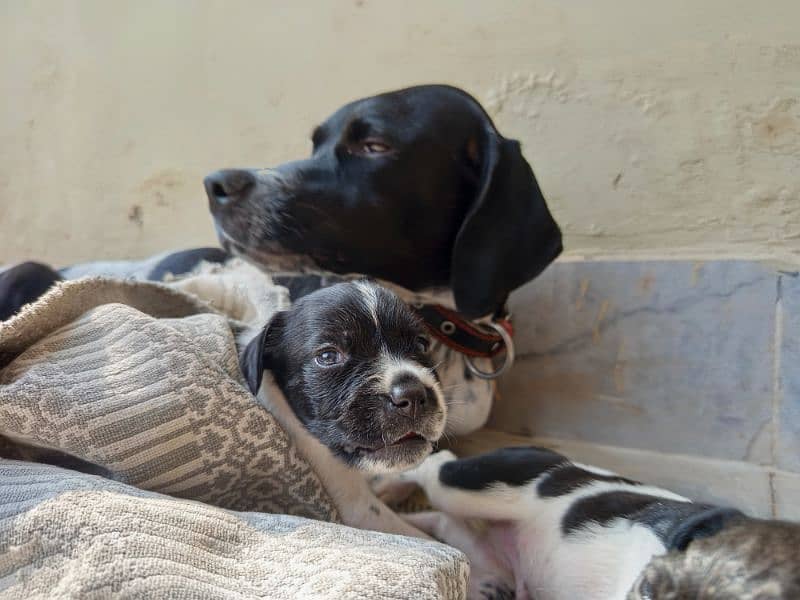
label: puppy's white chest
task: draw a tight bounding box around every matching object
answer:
[517,519,666,600]
[432,345,494,434]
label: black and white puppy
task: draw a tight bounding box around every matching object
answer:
[376,447,751,600]
[239,280,447,537]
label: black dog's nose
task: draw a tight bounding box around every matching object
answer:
[389,373,427,418]
[204,169,256,209]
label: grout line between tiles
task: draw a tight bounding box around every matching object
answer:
[769,274,784,516]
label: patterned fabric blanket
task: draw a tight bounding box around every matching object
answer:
[0,262,468,598]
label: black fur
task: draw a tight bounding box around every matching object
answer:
[665,506,746,551]
[207,84,562,318]
[537,465,639,498]
[0,262,63,321]
[561,490,745,549]
[240,320,272,396]
[239,282,446,472]
[450,134,562,318]
[7,445,115,480]
[439,446,568,490]
[147,247,229,281]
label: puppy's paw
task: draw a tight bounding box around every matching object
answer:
[370,473,420,507]
[370,450,458,509]
[474,578,516,600]
[402,510,449,539]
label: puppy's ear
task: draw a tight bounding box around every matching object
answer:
[239,312,286,395]
[451,129,562,318]
[666,506,745,552]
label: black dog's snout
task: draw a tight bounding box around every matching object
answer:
[204,169,256,209]
[389,373,427,418]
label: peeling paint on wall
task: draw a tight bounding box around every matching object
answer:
[483,69,800,261]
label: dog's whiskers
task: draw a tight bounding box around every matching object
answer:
[440,383,469,393]
[438,429,454,446]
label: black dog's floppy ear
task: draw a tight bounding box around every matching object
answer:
[239,312,286,395]
[666,506,745,552]
[451,128,563,318]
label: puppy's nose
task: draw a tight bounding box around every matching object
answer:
[389,373,427,418]
[204,169,256,209]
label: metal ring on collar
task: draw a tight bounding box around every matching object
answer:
[463,321,515,380]
[440,320,457,335]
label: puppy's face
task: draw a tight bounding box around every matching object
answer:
[240,282,447,473]
[207,84,562,319]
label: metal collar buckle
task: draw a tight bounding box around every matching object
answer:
[463,320,515,380]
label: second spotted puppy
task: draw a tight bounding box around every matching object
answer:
[377,447,754,599]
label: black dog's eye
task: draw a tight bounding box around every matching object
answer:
[361,140,391,155]
[314,347,346,367]
[415,335,431,354]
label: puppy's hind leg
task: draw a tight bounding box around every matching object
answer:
[404,511,484,555]
[403,511,516,600]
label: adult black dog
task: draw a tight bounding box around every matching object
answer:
[206,84,562,320]
[1,85,562,434]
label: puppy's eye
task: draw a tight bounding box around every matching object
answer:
[362,140,391,154]
[415,335,431,354]
[314,347,345,367]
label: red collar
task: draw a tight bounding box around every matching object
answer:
[412,304,514,359]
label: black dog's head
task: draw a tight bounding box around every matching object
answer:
[240,281,446,473]
[206,84,562,319]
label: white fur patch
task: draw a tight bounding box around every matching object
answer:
[378,353,439,393]
[368,352,448,445]
[353,280,380,326]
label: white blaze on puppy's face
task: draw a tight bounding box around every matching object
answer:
[354,280,380,326]
[376,355,439,393]
[374,353,447,437]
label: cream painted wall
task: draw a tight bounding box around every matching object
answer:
[1,1,799,265]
